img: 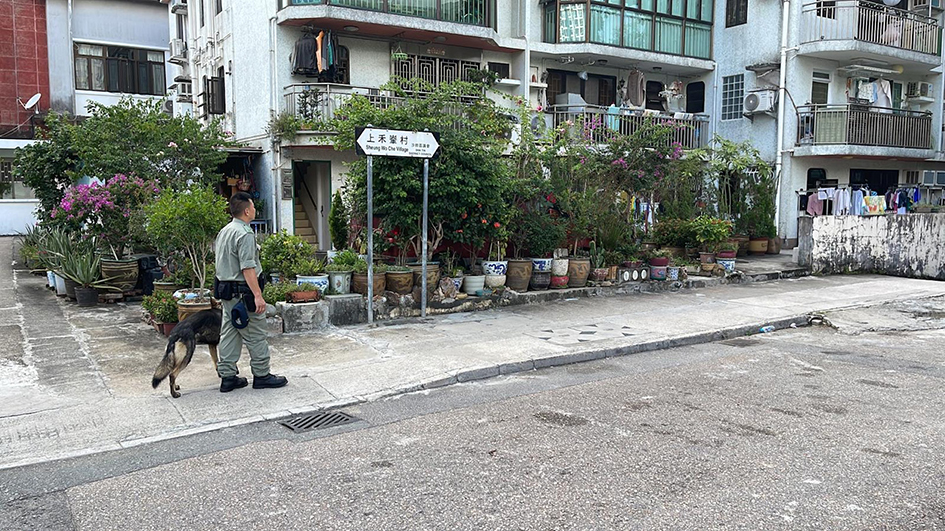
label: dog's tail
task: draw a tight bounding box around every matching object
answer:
[151,340,181,388]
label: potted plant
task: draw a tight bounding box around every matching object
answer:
[326,249,357,295]
[327,189,348,261]
[482,227,509,289]
[60,250,119,306]
[651,218,691,258]
[438,249,464,291]
[286,282,322,303]
[522,210,564,291]
[145,185,229,317]
[293,257,328,294]
[352,259,387,296]
[142,291,180,336]
[589,241,609,281]
[691,215,733,269]
[385,265,414,294]
[649,249,672,281]
[260,230,317,283]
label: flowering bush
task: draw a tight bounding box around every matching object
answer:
[51,174,160,259]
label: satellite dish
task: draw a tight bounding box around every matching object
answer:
[20,93,41,112]
[578,71,588,81]
[882,0,900,5]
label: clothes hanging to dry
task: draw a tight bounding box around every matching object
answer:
[292,30,319,76]
[626,70,646,108]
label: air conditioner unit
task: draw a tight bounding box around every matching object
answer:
[913,0,942,11]
[170,0,188,15]
[922,170,936,185]
[162,98,174,116]
[744,89,777,114]
[906,81,934,99]
[938,171,945,186]
[169,38,188,65]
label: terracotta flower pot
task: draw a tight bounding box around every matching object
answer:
[699,252,716,264]
[159,322,178,337]
[505,259,533,291]
[649,257,670,267]
[287,290,321,303]
[352,273,386,296]
[566,258,590,288]
[717,250,737,259]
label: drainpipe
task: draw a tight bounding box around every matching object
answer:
[68,0,75,114]
[774,0,791,239]
[269,15,281,233]
[521,0,530,102]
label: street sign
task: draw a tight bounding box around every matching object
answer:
[355,127,440,159]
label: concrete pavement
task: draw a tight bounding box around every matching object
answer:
[4,237,945,470]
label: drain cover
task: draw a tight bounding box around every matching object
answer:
[720,338,761,348]
[279,411,357,433]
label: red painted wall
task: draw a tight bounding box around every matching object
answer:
[0,0,49,139]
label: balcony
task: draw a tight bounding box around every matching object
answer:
[169,38,188,65]
[280,0,496,29]
[540,0,713,60]
[795,103,934,159]
[550,105,709,149]
[171,0,187,15]
[799,1,942,66]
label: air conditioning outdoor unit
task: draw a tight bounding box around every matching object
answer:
[744,89,777,114]
[162,99,175,116]
[922,170,936,185]
[913,0,942,11]
[906,81,934,99]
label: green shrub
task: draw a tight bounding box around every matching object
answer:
[259,230,316,276]
[142,291,179,323]
[328,190,348,251]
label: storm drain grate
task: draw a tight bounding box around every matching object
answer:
[279,411,357,433]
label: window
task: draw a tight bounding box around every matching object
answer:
[726,0,747,27]
[815,0,836,18]
[176,14,187,40]
[811,72,829,105]
[215,0,222,14]
[0,159,35,200]
[198,0,205,27]
[686,81,705,113]
[208,67,225,114]
[806,168,827,189]
[721,74,744,120]
[487,62,510,80]
[74,43,166,96]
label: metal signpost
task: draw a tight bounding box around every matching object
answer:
[355,126,440,324]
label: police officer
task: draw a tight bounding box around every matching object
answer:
[214,192,288,393]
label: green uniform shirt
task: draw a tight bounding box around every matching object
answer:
[215,218,261,282]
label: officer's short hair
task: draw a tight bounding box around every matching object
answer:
[229,192,253,218]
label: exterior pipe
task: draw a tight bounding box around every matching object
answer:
[269,15,281,233]
[774,0,791,238]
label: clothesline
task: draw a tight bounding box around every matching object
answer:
[801,186,921,217]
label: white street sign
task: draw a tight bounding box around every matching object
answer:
[356,128,440,158]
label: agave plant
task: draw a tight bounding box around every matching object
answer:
[59,251,118,290]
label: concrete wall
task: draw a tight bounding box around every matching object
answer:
[802,214,945,280]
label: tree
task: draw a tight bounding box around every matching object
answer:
[328,77,511,261]
[12,112,79,219]
[328,189,348,250]
[145,186,230,292]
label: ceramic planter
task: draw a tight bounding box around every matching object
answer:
[54,273,67,296]
[529,271,551,290]
[649,256,670,267]
[101,258,139,292]
[590,268,609,281]
[748,238,769,254]
[386,271,414,294]
[667,266,681,281]
[450,276,464,290]
[177,299,212,323]
[463,275,485,295]
[75,286,99,307]
[153,281,185,295]
[766,237,782,255]
[484,274,506,289]
[550,275,570,288]
[287,290,321,303]
[481,260,508,276]
[506,259,532,291]
[717,250,737,259]
[327,271,352,294]
[717,258,736,273]
[699,252,716,264]
[567,258,591,288]
[531,258,552,272]
[551,258,569,276]
[296,274,329,294]
[413,268,441,292]
[607,265,618,281]
[158,322,177,337]
[650,265,667,281]
[352,272,385,296]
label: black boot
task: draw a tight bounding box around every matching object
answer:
[252,373,288,389]
[220,375,248,393]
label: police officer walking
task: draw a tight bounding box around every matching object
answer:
[214,192,288,393]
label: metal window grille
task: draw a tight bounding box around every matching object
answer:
[721,74,744,120]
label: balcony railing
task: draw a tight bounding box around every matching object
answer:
[796,104,932,149]
[283,0,495,29]
[550,105,709,149]
[801,0,942,56]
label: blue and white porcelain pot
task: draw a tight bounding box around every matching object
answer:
[297,274,330,294]
[717,259,736,273]
[481,260,508,276]
[531,258,552,272]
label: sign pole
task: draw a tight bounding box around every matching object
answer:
[366,154,374,325]
[421,157,429,318]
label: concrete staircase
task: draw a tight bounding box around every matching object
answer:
[294,202,318,246]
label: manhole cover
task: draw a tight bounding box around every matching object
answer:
[279,411,357,433]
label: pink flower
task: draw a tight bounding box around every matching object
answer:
[494,222,501,228]
[168,142,178,148]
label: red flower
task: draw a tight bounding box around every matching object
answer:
[494,222,501,228]
[481,219,487,224]
[387,237,394,243]
[456,229,463,233]
[392,229,399,236]
[461,212,467,219]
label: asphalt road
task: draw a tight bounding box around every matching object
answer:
[2,302,944,531]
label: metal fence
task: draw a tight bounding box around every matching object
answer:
[796,104,932,149]
[801,0,941,55]
[286,0,495,28]
[549,105,709,149]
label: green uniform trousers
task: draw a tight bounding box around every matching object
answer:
[218,297,270,378]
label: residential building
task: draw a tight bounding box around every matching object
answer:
[0,0,170,234]
[172,0,945,249]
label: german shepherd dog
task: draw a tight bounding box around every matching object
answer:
[151,309,222,398]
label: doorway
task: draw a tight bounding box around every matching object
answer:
[293,161,332,251]
[849,168,899,193]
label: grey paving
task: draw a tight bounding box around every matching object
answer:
[4,235,945,472]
